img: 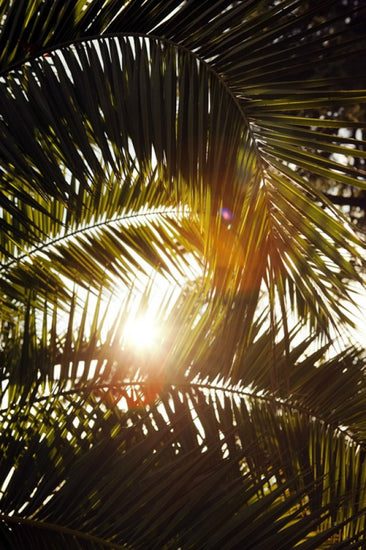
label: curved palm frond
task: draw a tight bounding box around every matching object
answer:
[1,1,366,548]
[1,308,366,548]
[0,31,364,334]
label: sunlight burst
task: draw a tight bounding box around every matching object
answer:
[124,313,161,352]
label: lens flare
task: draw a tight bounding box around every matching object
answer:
[220,207,233,223]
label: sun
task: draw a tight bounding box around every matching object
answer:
[93,254,203,356]
[124,312,161,352]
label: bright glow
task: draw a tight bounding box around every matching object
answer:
[220,207,233,222]
[124,313,161,352]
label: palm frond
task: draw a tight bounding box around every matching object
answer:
[1,353,366,548]
[1,2,366,548]
[1,32,364,333]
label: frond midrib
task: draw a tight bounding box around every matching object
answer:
[1,31,255,156]
[1,206,184,272]
[4,379,363,452]
[0,513,130,549]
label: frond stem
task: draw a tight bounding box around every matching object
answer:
[0,513,130,549]
[1,206,183,272]
[2,379,364,452]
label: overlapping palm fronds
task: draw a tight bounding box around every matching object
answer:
[1,1,366,548]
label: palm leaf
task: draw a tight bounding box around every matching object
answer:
[1,270,366,547]
[1,1,366,548]
[1,32,364,334]
[1,334,366,548]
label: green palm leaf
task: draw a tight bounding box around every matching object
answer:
[1,32,363,333]
[1,320,366,548]
[1,1,366,548]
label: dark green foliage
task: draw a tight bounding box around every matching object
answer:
[1,1,366,548]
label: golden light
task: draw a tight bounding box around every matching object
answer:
[123,312,161,352]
